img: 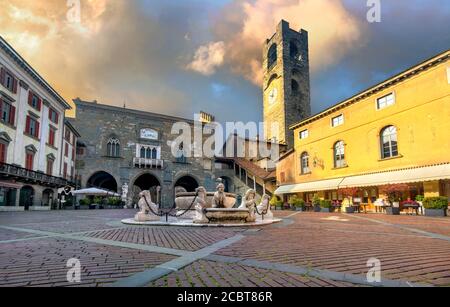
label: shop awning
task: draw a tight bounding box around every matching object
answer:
[339,163,450,188]
[275,163,450,195]
[275,178,345,195]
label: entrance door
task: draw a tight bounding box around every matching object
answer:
[20,186,34,210]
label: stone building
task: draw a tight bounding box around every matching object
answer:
[0,36,79,211]
[71,99,237,207]
[263,20,311,149]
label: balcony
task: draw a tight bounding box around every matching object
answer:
[133,157,164,169]
[0,162,78,188]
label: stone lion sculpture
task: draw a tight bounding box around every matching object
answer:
[239,189,257,222]
[193,187,209,224]
[134,190,158,222]
[213,183,226,208]
[257,194,273,221]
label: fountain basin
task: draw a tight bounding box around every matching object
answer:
[205,208,249,224]
[175,192,237,210]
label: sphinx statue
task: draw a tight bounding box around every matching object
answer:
[193,187,209,224]
[257,194,273,221]
[134,190,158,222]
[212,183,226,208]
[239,189,257,222]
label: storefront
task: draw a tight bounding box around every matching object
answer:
[0,181,21,209]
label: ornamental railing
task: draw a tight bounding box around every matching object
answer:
[133,157,164,169]
[0,162,77,188]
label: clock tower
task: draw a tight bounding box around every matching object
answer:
[263,20,311,149]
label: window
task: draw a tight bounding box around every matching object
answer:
[139,145,160,160]
[0,68,18,93]
[377,93,395,110]
[267,44,277,69]
[25,152,34,170]
[0,99,16,126]
[49,108,59,124]
[334,141,346,168]
[300,152,310,174]
[107,138,120,157]
[25,116,40,138]
[65,143,69,157]
[290,41,299,58]
[72,148,75,161]
[48,126,56,147]
[291,79,299,93]
[65,129,71,142]
[0,142,7,163]
[28,92,42,111]
[331,114,344,127]
[46,159,53,176]
[380,126,399,159]
[299,129,309,140]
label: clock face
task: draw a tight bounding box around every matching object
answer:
[268,87,278,105]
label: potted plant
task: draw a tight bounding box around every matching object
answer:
[296,199,306,211]
[288,196,301,211]
[339,187,360,213]
[380,184,409,215]
[320,200,332,213]
[107,197,122,209]
[79,198,91,210]
[276,200,284,211]
[270,195,282,210]
[90,196,102,210]
[423,197,448,217]
[312,196,321,212]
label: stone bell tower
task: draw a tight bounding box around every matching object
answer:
[262,20,311,149]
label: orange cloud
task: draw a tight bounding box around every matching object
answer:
[204,0,368,85]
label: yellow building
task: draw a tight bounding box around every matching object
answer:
[275,49,450,210]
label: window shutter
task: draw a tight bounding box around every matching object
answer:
[37,98,42,111]
[0,99,3,119]
[9,105,15,126]
[28,91,33,106]
[55,112,59,124]
[0,68,5,86]
[35,121,40,138]
[0,143,5,163]
[25,116,31,134]
[13,79,18,94]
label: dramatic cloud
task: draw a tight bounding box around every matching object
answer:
[0,0,201,117]
[187,41,226,76]
[190,0,367,85]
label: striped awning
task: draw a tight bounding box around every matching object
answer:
[275,163,450,195]
[339,163,450,188]
[275,178,344,195]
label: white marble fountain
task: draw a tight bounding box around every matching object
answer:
[121,181,281,227]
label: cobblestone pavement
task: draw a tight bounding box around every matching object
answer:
[0,209,449,287]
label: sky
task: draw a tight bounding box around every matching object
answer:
[0,0,449,125]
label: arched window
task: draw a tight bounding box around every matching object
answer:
[140,147,146,158]
[300,152,310,174]
[268,44,277,69]
[334,141,346,168]
[381,126,398,159]
[291,79,299,93]
[151,148,157,159]
[107,138,120,157]
[290,41,299,58]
